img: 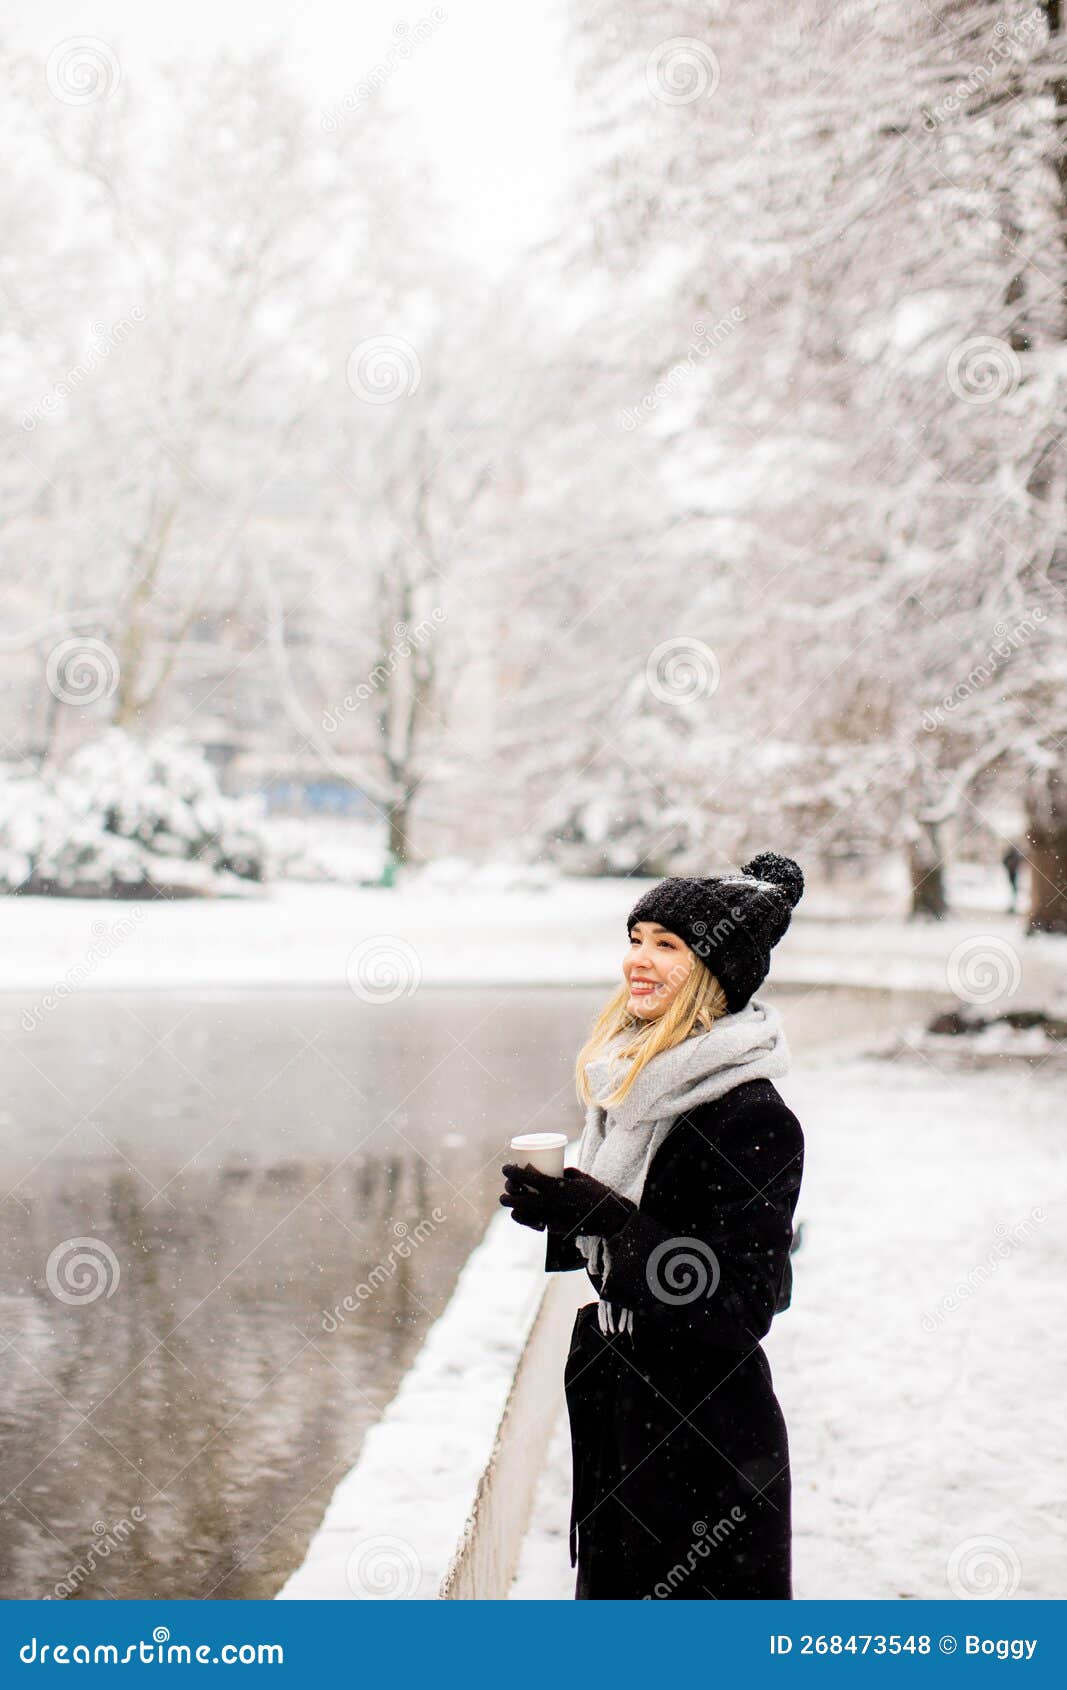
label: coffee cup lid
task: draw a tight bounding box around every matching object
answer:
[509,1132,568,1149]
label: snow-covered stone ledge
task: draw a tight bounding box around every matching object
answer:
[439,1256,586,1599]
[275,1200,586,1601]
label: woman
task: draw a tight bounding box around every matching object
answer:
[501,852,805,1600]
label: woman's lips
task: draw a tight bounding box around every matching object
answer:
[629,980,658,995]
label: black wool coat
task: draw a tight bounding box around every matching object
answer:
[545,1075,804,1600]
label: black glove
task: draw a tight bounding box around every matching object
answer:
[499,1163,636,1239]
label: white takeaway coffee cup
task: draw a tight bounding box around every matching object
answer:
[509,1132,568,1179]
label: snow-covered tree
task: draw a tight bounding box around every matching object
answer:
[3,48,446,762]
[551,0,1067,915]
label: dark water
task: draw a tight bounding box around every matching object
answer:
[0,981,939,1599]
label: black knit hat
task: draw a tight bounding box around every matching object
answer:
[625,852,805,1014]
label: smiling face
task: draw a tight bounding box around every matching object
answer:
[624,920,695,1019]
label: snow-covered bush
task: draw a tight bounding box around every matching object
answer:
[0,730,267,897]
[258,816,386,885]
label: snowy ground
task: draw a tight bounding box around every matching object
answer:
[3,861,1062,1600]
[510,1040,1067,1600]
[0,865,1061,1003]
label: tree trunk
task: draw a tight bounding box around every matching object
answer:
[37,681,63,768]
[1022,7,1067,936]
[1024,761,1067,934]
[907,820,947,919]
[387,798,412,865]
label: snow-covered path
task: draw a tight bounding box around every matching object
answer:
[511,1043,1067,1599]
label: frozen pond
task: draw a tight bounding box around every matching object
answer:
[0,981,939,1598]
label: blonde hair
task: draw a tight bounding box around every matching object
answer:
[575,950,729,1110]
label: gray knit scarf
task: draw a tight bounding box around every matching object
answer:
[573,995,790,1337]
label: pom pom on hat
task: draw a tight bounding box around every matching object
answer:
[740,851,805,909]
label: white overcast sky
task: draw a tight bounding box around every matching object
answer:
[7,0,575,273]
